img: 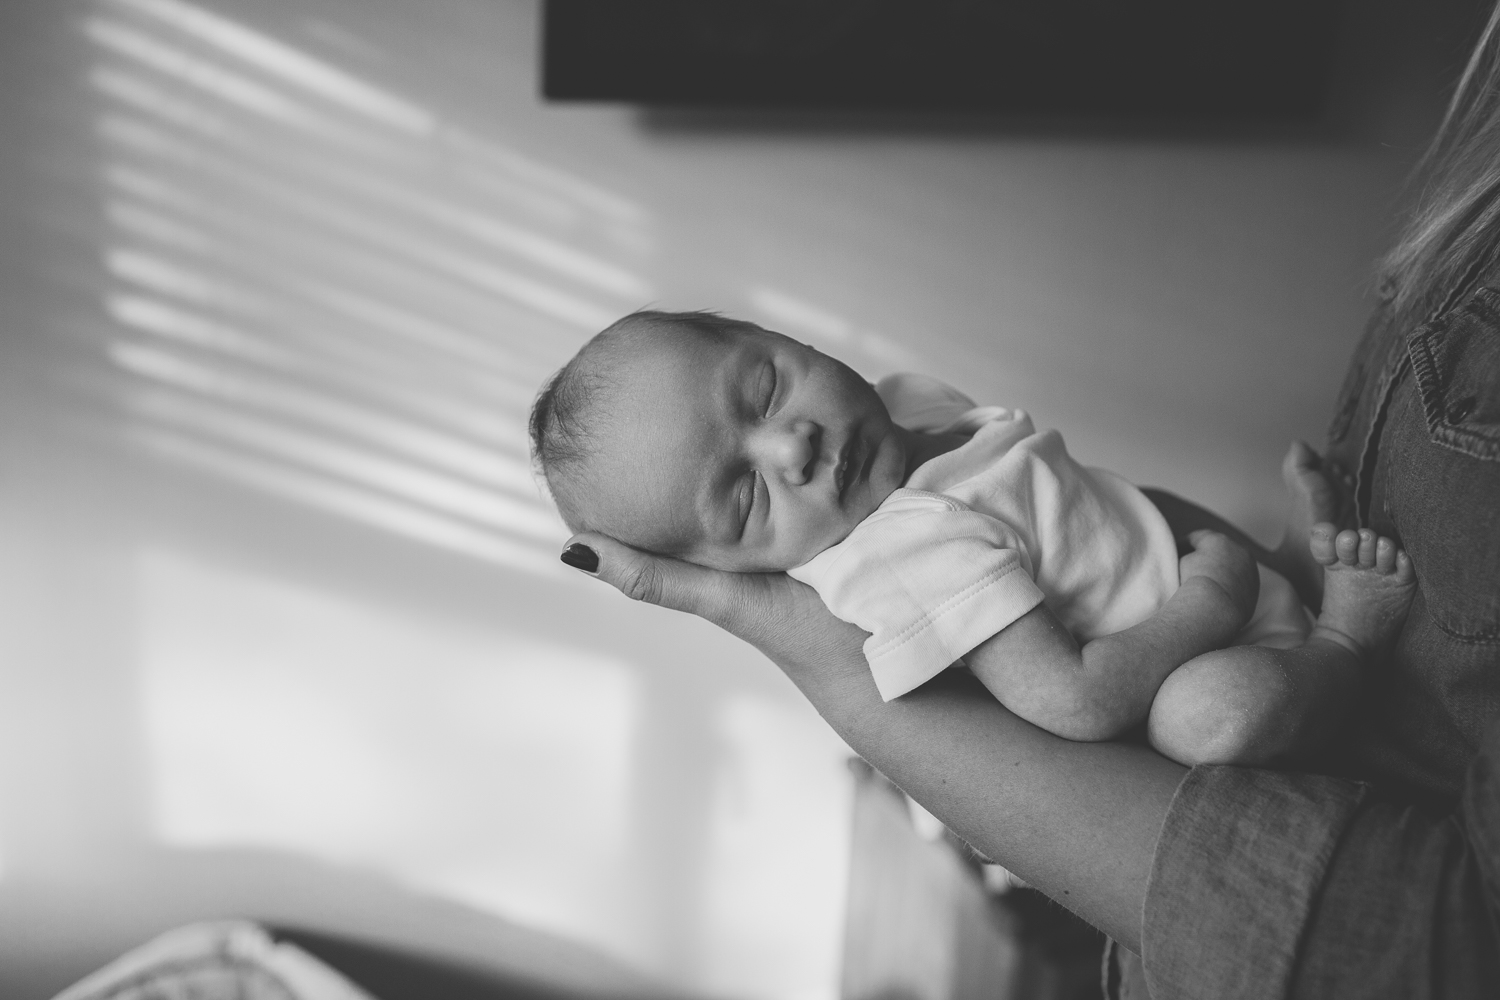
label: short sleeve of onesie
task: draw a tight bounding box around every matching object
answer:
[788,489,1047,701]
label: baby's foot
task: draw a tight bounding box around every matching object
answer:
[1276,442,1341,605]
[1309,524,1416,658]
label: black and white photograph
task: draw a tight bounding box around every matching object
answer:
[1,2,1497,999]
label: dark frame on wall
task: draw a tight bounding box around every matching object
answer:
[542,0,1348,121]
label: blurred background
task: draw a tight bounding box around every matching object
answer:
[0,1,1490,998]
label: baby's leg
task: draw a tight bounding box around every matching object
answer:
[1147,640,1352,766]
[1149,525,1415,767]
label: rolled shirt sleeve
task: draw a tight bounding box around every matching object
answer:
[788,490,1046,701]
[1133,716,1500,1000]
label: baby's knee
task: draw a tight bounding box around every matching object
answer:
[1148,648,1296,767]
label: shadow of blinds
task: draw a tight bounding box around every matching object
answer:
[82,0,654,579]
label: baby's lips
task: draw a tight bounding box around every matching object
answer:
[842,436,870,500]
[833,435,860,499]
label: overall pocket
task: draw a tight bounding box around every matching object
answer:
[1408,287,1500,460]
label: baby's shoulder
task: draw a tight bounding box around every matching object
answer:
[904,416,1045,493]
[876,488,971,515]
[878,372,1026,436]
[842,489,1010,549]
[831,490,977,556]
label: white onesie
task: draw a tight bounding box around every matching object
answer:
[788,374,1310,702]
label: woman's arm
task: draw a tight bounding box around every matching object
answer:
[965,530,1259,740]
[562,531,1187,949]
[1128,719,1500,1000]
[565,532,1500,998]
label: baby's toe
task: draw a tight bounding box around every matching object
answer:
[1358,529,1378,568]
[1335,529,1362,566]
[1395,549,1416,584]
[1309,523,1338,565]
[1375,536,1397,574]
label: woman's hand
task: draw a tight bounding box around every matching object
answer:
[560,530,1188,952]
[561,532,868,675]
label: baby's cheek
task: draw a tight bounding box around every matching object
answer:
[875,438,909,491]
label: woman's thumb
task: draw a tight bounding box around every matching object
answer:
[562,531,725,617]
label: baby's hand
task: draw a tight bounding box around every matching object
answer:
[1178,529,1260,625]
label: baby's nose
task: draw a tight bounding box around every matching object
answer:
[755,420,818,484]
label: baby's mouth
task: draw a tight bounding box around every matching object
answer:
[834,437,858,499]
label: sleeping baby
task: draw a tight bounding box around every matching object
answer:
[529,310,1416,765]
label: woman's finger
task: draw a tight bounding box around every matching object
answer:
[563,531,760,628]
[562,533,858,665]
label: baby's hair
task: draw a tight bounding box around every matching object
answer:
[529,309,757,530]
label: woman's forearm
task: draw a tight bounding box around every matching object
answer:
[761,614,1187,950]
[567,534,1192,950]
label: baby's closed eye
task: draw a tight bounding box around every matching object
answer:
[757,362,780,416]
[737,473,755,527]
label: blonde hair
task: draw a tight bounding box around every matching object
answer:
[1381,1,1500,322]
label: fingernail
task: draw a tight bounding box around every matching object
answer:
[560,543,598,573]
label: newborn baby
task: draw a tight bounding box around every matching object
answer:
[531,310,1416,765]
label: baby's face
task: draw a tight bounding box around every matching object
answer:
[582,324,911,572]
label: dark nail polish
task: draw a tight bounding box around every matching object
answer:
[560,543,599,573]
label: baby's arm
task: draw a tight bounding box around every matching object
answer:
[963,530,1259,741]
[1143,443,1343,613]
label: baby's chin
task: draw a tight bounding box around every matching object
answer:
[687,547,800,574]
[694,517,874,575]
[685,534,836,574]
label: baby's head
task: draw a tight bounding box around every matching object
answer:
[531,310,913,572]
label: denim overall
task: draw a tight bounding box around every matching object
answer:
[1107,271,1500,999]
[1323,268,1500,803]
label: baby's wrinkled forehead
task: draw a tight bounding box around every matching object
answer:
[571,404,716,556]
[583,320,754,413]
[563,327,746,545]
